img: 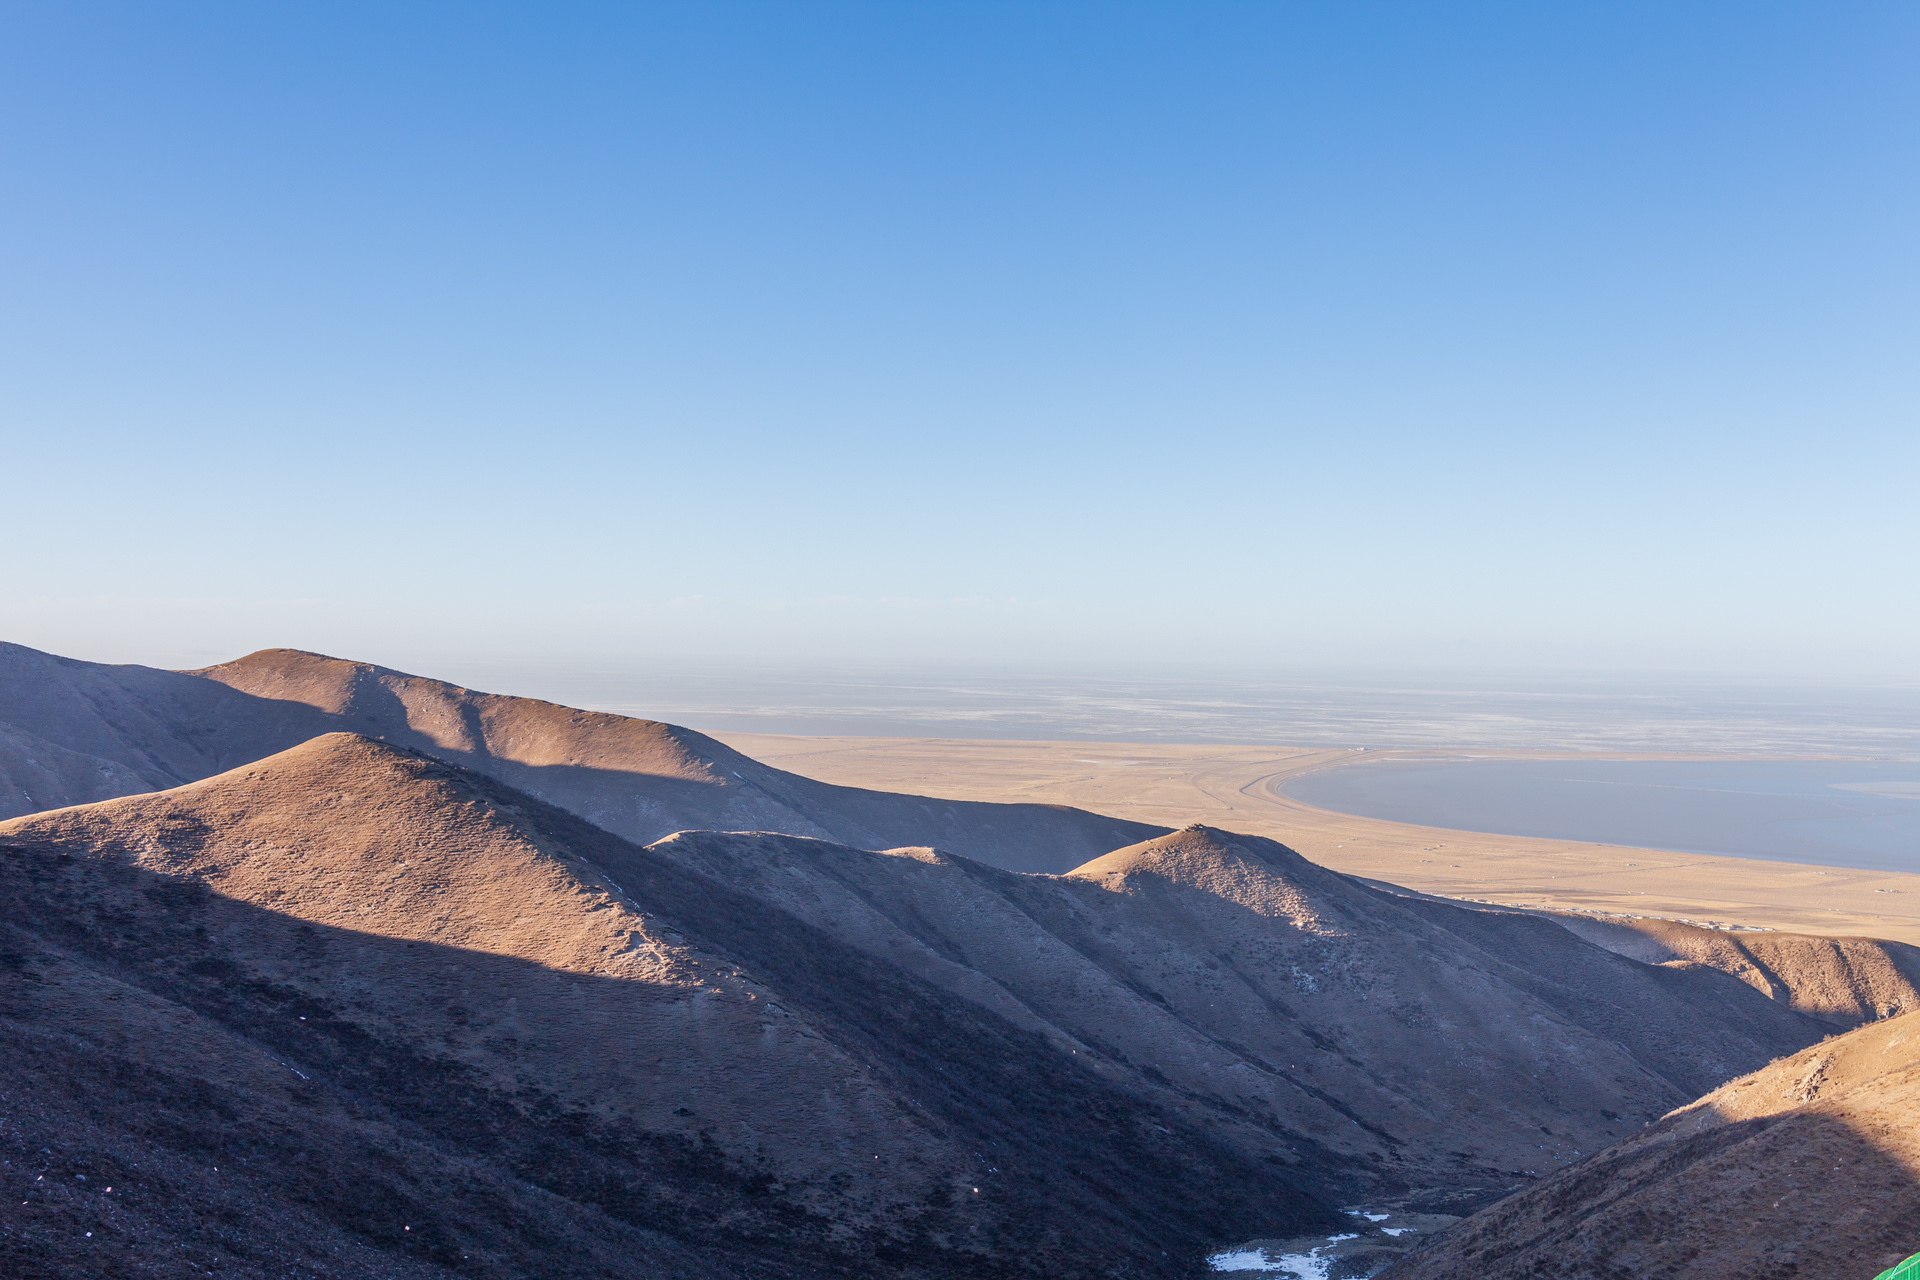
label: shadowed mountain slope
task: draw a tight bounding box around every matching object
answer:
[0,734,1330,1280]
[0,643,1162,870]
[1382,1008,1920,1280]
[644,824,1835,1210]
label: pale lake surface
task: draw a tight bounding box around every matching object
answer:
[1283,760,1920,873]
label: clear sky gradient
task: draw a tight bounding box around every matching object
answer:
[3,2,1915,680]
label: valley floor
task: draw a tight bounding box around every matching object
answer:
[719,735,1920,945]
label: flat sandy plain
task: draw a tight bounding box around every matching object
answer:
[718,735,1920,947]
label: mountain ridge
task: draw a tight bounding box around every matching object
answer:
[0,731,1331,1278]
[0,642,1165,871]
[643,820,1841,1208]
[6,644,1918,1276]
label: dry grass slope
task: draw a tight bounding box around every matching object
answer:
[0,734,1328,1279]
[645,823,1839,1208]
[1542,911,1920,1026]
[1382,1009,1920,1280]
[0,643,1164,871]
[4,650,1914,1275]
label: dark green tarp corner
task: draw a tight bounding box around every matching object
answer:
[1874,1255,1920,1280]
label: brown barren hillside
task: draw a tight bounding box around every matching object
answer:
[1382,1008,1920,1280]
[1541,910,1920,1026]
[646,823,1837,1207]
[0,643,1163,870]
[0,734,1327,1280]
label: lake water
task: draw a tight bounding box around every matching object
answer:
[1282,759,1920,873]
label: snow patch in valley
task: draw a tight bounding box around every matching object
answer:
[1208,1233,1357,1278]
[1209,1207,1450,1276]
[1207,1246,1336,1278]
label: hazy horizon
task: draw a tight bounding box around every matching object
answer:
[15,637,1917,757]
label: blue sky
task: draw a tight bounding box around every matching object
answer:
[3,1,1915,679]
